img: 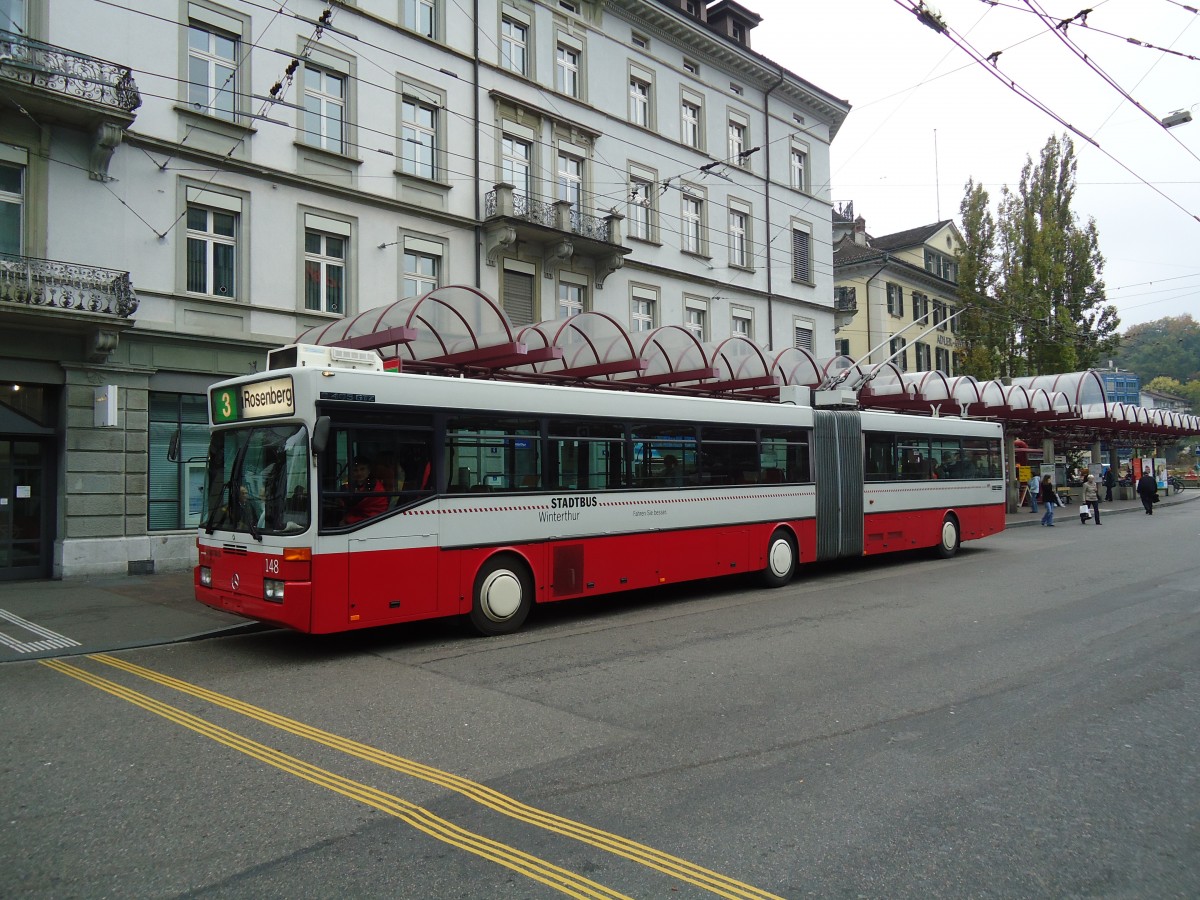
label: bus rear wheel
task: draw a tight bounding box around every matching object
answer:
[470,555,533,636]
[761,530,797,587]
[934,515,960,559]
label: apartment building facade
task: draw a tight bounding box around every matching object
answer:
[832,207,962,374]
[0,0,848,579]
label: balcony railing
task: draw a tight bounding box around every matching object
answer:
[485,189,612,243]
[0,254,139,318]
[835,286,857,312]
[0,29,141,113]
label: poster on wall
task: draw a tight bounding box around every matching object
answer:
[1155,457,1168,490]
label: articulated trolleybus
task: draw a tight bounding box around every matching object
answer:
[195,344,1005,635]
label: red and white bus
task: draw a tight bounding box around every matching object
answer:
[195,345,1005,635]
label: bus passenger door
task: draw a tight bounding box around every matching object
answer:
[348,533,439,624]
[813,410,864,561]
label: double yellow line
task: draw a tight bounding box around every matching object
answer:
[44,655,783,900]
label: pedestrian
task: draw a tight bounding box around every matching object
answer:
[1102,465,1116,502]
[1081,474,1101,525]
[1039,474,1058,526]
[1027,473,1040,514]
[1136,468,1159,515]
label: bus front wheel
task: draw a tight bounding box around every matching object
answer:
[934,515,960,559]
[470,555,533,636]
[761,530,797,587]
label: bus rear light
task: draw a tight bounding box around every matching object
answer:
[283,547,311,562]
[264,579,285,602]
[199,566,212,587]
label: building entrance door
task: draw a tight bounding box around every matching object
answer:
[0,439,53,580]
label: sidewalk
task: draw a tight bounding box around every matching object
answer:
[2,489,1196,663]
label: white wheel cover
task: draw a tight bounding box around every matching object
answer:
[941,520,958,550]
[768,538,793,577]
[480,570,522,621]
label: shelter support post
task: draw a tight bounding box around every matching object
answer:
[1006,431,1020,514]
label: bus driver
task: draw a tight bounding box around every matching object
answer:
[340,456,388,525]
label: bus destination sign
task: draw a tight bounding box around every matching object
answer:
[212,376,295,423]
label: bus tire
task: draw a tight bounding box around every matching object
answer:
[470,555,533,636]
[934,515,960,559]
[761,529,797,587]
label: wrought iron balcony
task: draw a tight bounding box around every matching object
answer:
[835,286,857,312]
[0,254,139,319]
[1,30,140,180]
[484,184,631,289]
[0,30,141,114]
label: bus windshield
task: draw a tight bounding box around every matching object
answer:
[204,424,310,537]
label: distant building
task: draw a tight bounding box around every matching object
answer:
[831,206,962,374]
[1095,367,1141,405]
[1140,388,1189,412]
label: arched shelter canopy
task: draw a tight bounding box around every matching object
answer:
[944,375,982,415]
[698,337,780,393]
[296,286,561,372]
[513,311,644,379]
[1011,371,1107,418]
[899,370,952,411]
[615,325,718,387]
[855,362,906,405]
[767,347,822,389]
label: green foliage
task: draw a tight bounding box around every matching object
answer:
[1112,315,1200,385]
[955,135,1119,379]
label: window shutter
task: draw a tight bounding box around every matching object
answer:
[791,229,810,281]
[794,326,813,351]
[503,270,535,326]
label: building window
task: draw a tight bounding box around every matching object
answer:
[556,43,579,97]
[791,228,811,281]
[790,147,807,191]
[682,194,703,254]
[732,21,745,42]
[933,299,948,330]
[925,248,958,282]
[403,249,439,298]
[302,66,346,153]
[0,162,23,256]
[729,209,748,267]
[401,97,437,179]
[915,341,931,371]
[186,205,236,297]
[187,24,238,120]
[728,119,746,165]
[731,310,752,340]
[501,18,527,75]
[149,393,211,531]
[631,289,655,331]
[403,0,436,39]
[835,338,850,357]
[631,33,648,49]
[628,176,654,241]
[935,346,951,374]
[886,282,904,316]
[629,77,650,127]
[304,230,345,313]
[681,100,700,148]
[558,281,585,317]
[685,301,707,341]
[730,82,743,96]
[557,152,583,214]
[911,291,929,322]
[794,323,813,351]
[502,135,532,197]
[682,59,699,75]
[890,336,908,371]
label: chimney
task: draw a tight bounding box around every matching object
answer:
[854,216,867,246]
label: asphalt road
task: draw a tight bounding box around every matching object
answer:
[3,506,1198,898]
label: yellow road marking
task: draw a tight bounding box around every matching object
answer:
[41,659,631,900]
[90,654,783,900]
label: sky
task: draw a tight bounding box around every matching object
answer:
[748,0,1200,333]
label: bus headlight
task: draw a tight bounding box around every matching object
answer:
[264,579,285,602]
[199,566,212,587]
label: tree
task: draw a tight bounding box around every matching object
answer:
[1112,315,1200,384]
[955,135,1120,378]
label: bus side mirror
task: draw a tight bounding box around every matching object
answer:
[311,416,331,455]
